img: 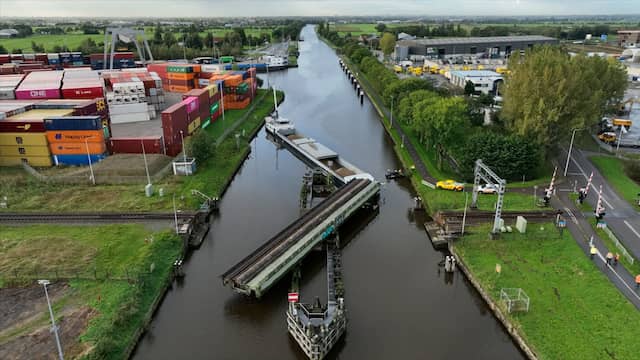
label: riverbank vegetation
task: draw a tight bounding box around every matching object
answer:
[0,224,182,359]
[455,223,640,360]
[0,88,282,213]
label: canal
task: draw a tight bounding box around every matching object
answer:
[133,25,524,359]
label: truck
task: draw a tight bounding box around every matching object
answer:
[393,65,403,73]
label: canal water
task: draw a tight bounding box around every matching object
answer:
[133,25,523,360]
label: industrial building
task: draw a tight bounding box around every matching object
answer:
[448,70,503,95]
[394,35,558,61]
[618,30,640,48]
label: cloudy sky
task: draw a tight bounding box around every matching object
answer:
[0,0,636,17]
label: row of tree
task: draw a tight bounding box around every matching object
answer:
[335,31,628,182]
[342,42,541,181]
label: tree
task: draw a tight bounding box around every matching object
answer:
[75,37,100,54]
[186,32,203,49]
[163,32,177,48]
[0,45,7,54]
[464,80,475,95]
[502,45,627,155]
[31,41,45,53]
[204,32,214,49]
[414,96,469,168]
[153,23,163,45]
[457,131,540,181]
[380,32,396,56]
[375,23,387,33]
[186,130,214,163]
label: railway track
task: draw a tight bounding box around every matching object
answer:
[0,212,196,223]
[435,210,557,226]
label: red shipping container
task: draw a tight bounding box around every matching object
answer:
[61,86,104,100]
[109,136,164,154]
[162,102,188,155]
[0,119,46,132]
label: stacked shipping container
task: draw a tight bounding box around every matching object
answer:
[148,63,199,93]
[15,71,63,100]
[61,69,105,100]
[45,116,108,166]
[0,74,25,100]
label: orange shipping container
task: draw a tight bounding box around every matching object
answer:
[50,141,106,155]
[46,130,105,144]
[225,75,243,86]
[167,72,195,81]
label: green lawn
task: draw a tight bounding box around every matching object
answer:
[1,34,105,53]
[0,224,182,359]
[0,88,279,212]
[333,23,378,36]
[456,223,640,360]
[590,155,640,207]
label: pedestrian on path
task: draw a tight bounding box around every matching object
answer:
[590,245,597,259]
[614,253,620,266]
[606,252,614,265]
[636,275,640,289]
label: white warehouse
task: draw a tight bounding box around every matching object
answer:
[449,70,503,95]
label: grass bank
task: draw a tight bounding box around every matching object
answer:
[590,155,640,207]
[0,224,182,359]
[455,223,640,360]
[0,88,281,212]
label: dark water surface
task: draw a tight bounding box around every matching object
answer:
[133,25,523,360]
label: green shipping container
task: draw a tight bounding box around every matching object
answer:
[201,117,212,129]
[220,56,234,63]
[167,65,192,73]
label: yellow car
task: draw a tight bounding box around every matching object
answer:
[436,179,465,191]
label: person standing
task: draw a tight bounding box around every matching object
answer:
[636,275,640,289]
[606,252,613,265]
[614,253,620,266]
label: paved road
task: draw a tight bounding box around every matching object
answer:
[551,192,640,309]
[562,148,640,262]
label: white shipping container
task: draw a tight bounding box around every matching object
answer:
[198,79,210,87]
[108,102,148,115]
[0,89,15,100]
[201,64,225,72]
[110,111,151,124]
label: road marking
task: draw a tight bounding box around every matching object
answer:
[564,207,578,225]
[592,248,640,302]
[570,155,614,210]
[624,220,640,239]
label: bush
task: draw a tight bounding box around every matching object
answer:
[623,159,640,183]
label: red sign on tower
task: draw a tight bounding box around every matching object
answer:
[288,292,299,303]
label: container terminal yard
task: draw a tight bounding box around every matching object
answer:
[2,8,640,360]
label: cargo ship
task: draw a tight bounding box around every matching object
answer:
[265,90,373,185]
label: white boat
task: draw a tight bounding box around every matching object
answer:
[265,88,295,136]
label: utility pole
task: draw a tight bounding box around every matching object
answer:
[173,194,179,234]
[563,128,582,177]
[390,96,394,127]
[85,139,95,185]
[38,280,64,360]
[142,140,151,185]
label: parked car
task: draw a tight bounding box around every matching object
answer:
[477,184,498,194]
[436,179,464,191]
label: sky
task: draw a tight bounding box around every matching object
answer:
[0,0,637,17]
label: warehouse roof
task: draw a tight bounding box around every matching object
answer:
[450,70,502,78]
[399,35,556,46]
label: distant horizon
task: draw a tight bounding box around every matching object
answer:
[1,1,639,18]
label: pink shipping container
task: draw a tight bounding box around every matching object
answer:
[184,97,199,114]
[15,88,61,100]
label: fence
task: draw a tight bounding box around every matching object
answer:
[602,226,635,264]
[500,288,530,313]
[1,267,149,285]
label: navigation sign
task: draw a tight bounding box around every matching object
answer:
[288,292,299,303]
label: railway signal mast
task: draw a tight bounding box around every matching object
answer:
[471,159,506,234]
[103,27,154,70]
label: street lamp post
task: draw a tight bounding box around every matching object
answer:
[563,128,583,177]
[616,125,624,154]
[38,280,64,360]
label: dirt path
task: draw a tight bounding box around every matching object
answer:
[0,283,95,360]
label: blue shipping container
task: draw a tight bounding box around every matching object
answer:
[44,116,102,131]
[54,153,107,166]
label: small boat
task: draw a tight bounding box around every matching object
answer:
[385,169,404,180]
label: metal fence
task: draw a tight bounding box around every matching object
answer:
[1,267,148,285]
[500,288,530,313]
[602,226,635,264]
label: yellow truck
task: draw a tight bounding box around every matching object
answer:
[394,65,403,73]
[411,66,423,76]
[612,118,632,129]
[429,65,439,74]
